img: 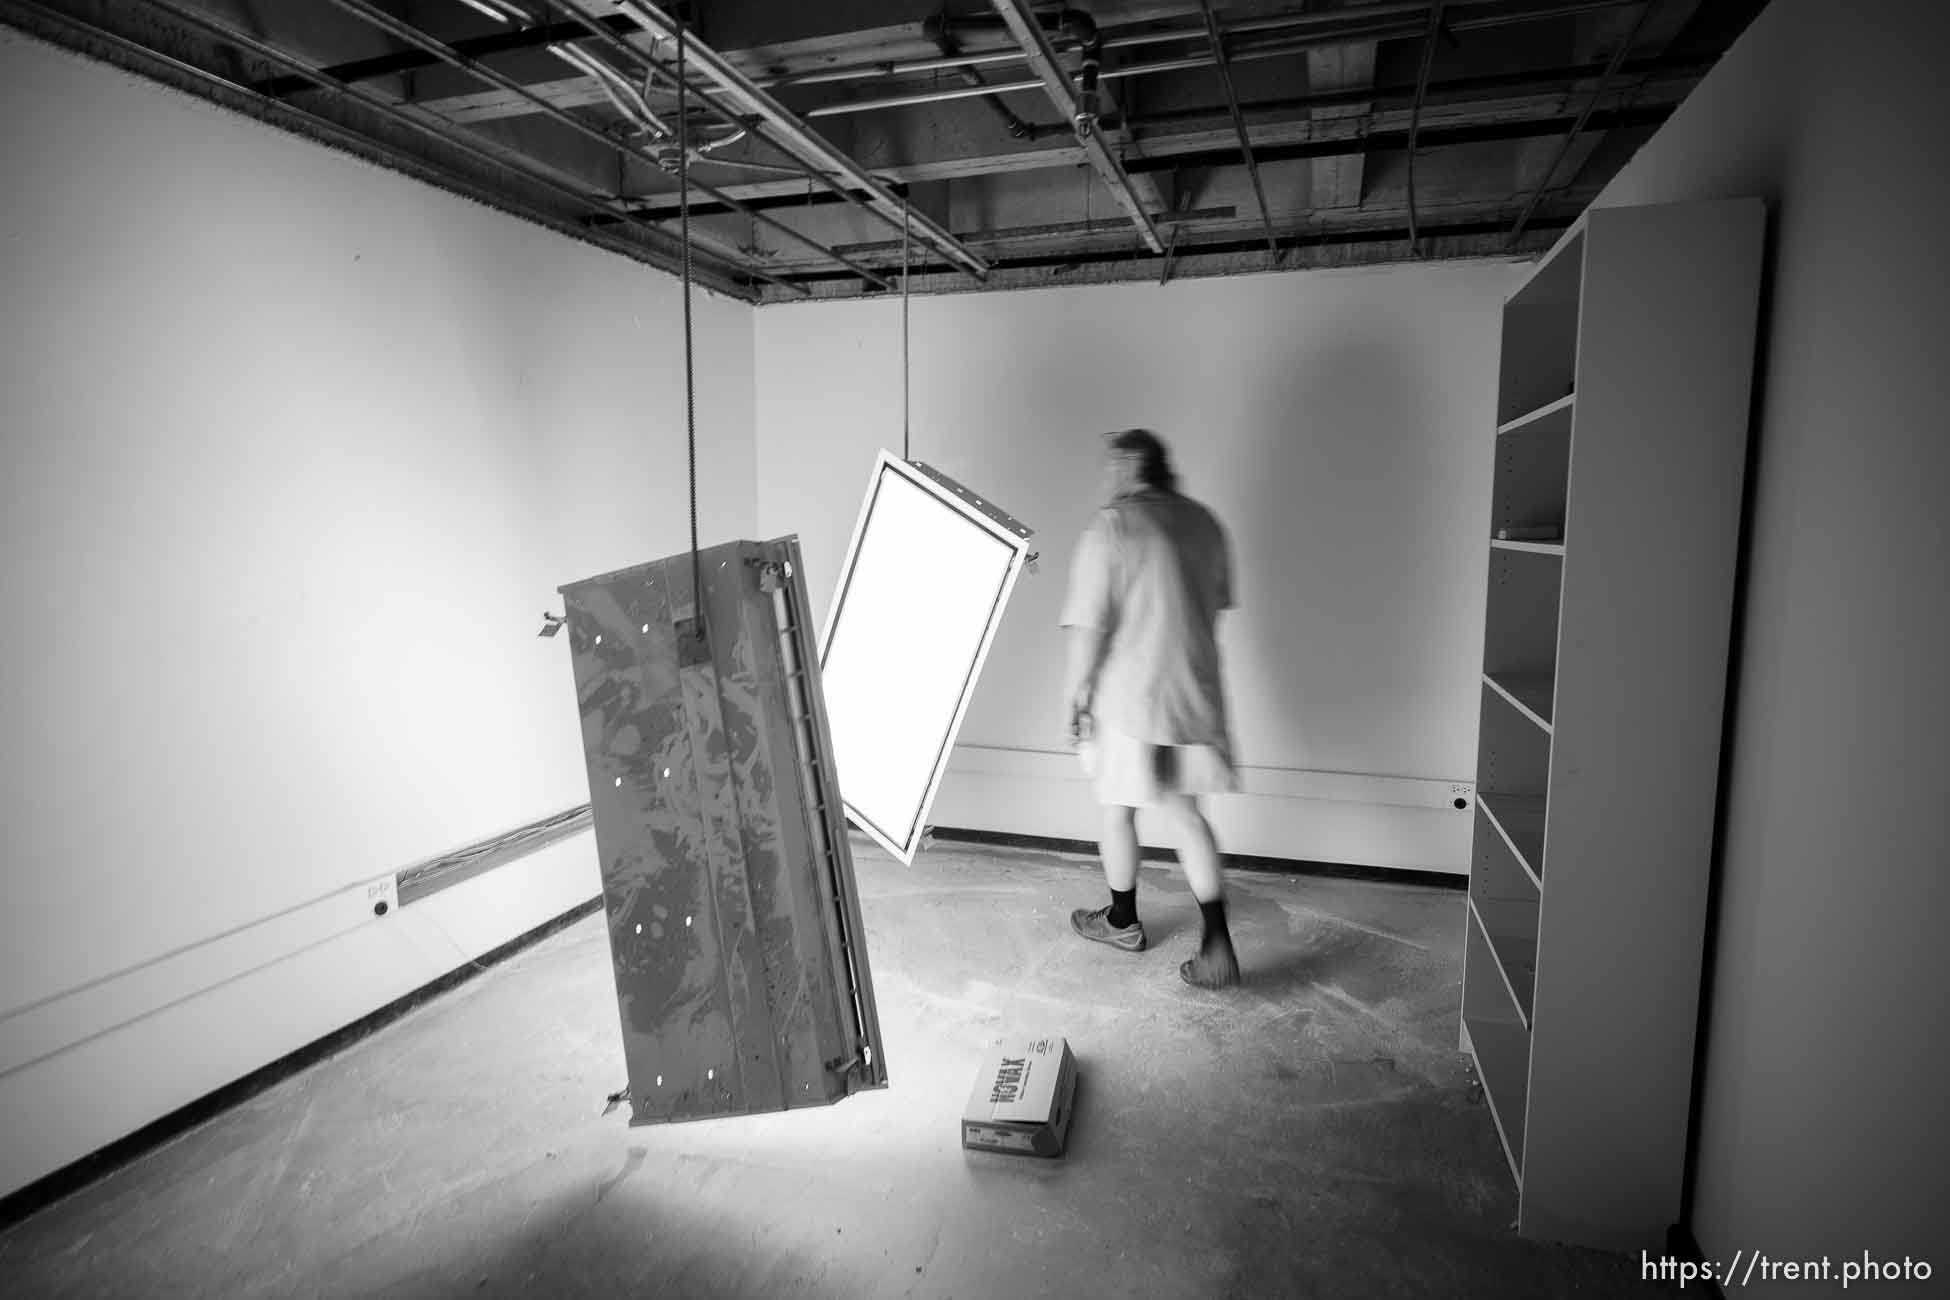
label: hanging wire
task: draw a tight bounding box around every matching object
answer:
[1406,0,1446,258]
[902,200,912,461]
[677,22,701,621]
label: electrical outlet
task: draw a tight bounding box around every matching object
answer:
[366,874,400,918]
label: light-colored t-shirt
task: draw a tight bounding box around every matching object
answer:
[1058,488,1234,748]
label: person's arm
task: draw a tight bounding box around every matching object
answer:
[1057,512,1116,746]
[1065,625,1108,743]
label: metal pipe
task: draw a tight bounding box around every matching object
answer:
[553,45,641,128]
[582,44,676,138]
[761,0,1643,93]
[455,0,533,22]
[1065,9,1104,136]
[110,0,794,296]
[930,27,1061,141]
[629,99,1667,223]
[545,0,839,190]
[762,47,1032,88]
[610,0,991,279]
[325,0,894,290]
[990,0,1162,253]
[696,129,748,155]
[1120,102,1666,174]
[249,11,639,98]
[778,224,1578,298]
[550,42,670,137]
[798,17,1434,121]
[799,4,1683,128]
[1124,52,1710,130]
[835,207,1240,258]
[1509,0,1655,241]
[554,41,744,156]
[1407,1,1448,255]
[1445,0,1647,30]
[803,78,1045,118]
[1198,0,1276,257]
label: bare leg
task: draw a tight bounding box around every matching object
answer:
[1158,793,1222,902]
[1069,803,1146,950]
[1099,803,1139,892]
[1161,793,1240,987]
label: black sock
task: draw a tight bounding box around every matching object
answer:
[1107,887,1138,928]
[1198,897,1232,955]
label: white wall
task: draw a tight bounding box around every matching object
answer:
[1585,0,1949,1288]
[756,261,1523,871]
[0,30,754,1199]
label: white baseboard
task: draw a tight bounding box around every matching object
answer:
[934,745,1473,875]
[0,834,601,1201]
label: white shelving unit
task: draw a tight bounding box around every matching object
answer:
[1459,198,1766,1253]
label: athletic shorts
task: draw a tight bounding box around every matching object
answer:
[1080,725,1238,808]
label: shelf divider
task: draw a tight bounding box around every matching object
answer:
[1480,793,1546,889]
[1485,671,1555,734]
[1497,392,1576,437]
[1469,895,1536,1030]
[1465,1017,1530,1188]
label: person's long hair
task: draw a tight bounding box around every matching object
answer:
[1105,428,1178,494]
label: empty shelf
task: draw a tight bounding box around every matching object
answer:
[1485,672,1555,733]
[1465,1014,1531,1186]
[1480,793,1547,885]
[1497,392,1575,437]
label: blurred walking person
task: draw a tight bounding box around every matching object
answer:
[1059,429,1241,988]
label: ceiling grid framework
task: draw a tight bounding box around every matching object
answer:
[1,0,1773,302]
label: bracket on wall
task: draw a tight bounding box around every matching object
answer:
[395,804,594,906]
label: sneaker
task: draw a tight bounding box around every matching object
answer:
[1179,944,1241,989]
[1070,906,1146,952]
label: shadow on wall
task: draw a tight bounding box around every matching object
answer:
[1227,331,1445,769]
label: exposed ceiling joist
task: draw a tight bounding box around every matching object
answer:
[2,0,1767,298]
[323,0,876,291]
[250,13,640,99]
[610,0,992,278]
[781,212,1577,301]
[1123,103,1672,174]
[1304,41,1378,214]
[989,0,1164,254]
[1405,0,1450,254]
[9,0,771,295]
[616,99,1675,221]
[1509,0,1658,241]
[1197,0,1276,256]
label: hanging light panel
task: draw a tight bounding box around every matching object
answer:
[818,453,1035,864]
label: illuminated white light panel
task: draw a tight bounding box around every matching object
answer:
[818,452,1032,865]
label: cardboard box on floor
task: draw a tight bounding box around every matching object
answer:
[961,1035,1077,1158]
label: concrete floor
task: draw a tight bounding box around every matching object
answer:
[0,839,1683,1299]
